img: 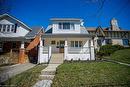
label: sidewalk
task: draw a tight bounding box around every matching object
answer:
[0,63,36,83]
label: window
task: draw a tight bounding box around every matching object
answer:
[123,39,129,45]
[70,23,75,29]
[7,25,10,32]
[75,41,78,47]
[51,40,56,45]
[70,41,82,47]
[11,25,15,32]
[0,24,16,33]
[3,25,6,32]
[59,23,75,29]
[70,41,74,47]
[79,41,82,47]
[63,23,70,29]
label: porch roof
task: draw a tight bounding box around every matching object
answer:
[42,34,94,38]
[0,37,26,41]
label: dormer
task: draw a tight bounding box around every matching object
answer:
[50,18,84,34]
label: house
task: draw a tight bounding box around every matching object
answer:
[38,18,95,63]
[0,14,43,64]
[87,18,130,50]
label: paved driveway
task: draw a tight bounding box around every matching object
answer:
[0,63,36,83]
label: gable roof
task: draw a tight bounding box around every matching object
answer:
[25,26,44,39]
[0,14,32,31]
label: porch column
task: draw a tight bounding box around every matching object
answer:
[38,37,43,64]
[19,41,25,64]
[64,40,68,60]
[90,39,95,60]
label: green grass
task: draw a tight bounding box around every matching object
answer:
[52,62,130,87]
[110,49,130,64]
[2,64,46,87]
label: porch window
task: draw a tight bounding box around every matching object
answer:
[70,41,83,47]
[79,41,82,47]
[70,41,74,47]
[75,41,78,47]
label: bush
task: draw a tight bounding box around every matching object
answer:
[97,44,124,57]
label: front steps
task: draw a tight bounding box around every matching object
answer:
[39,53,63,80]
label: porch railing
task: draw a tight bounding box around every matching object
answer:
[68,47,90,54]
[43,47,48,54]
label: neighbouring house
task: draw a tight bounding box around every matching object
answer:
[38,18,95,63]
[87,18,130,50]
[0,14,43,64]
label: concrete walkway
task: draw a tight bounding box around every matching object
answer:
[103,59,130,66]
[0,63,36,83]
[33,53,63,87]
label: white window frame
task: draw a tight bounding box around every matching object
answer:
[70,41,82,48]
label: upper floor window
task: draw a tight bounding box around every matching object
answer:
[0,24,17,33]
[59,23,75,30]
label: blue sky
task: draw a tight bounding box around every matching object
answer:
[1,0,130,30]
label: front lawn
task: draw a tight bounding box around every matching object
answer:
[110,49,130,64]
[52,62,130,87]
[1,64,46,87]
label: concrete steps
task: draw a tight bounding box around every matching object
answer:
[39,54,63,80]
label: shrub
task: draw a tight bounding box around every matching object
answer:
[97,44,124,56]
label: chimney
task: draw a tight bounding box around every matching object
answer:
[110,18,120,31]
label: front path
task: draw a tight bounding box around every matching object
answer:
[33,53,63,87]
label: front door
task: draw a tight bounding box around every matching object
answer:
[59,40,65,53]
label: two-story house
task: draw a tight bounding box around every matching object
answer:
[38,18,95,63]
[0,14,43,64]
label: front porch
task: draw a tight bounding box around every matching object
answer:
[38,34,95,63]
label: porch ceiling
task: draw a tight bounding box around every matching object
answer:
[42,34,94,38]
